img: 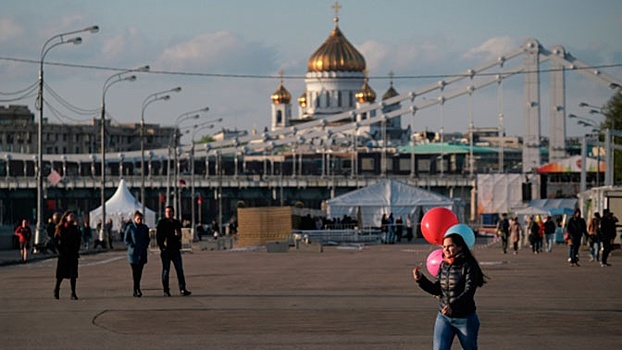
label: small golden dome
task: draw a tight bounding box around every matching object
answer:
[307,21,366,73]
[271,83,291,105]
[298,91,307,107]
[355,77,376,103]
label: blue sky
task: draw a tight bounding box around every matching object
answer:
[1,0,621,143]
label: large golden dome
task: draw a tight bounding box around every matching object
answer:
[307,19,366,73]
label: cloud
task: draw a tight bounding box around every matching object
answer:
[358,38,451,77]
[0,18,24,43]
[99,27,149,63]
[463,36,523,61]
[155,31,278,74]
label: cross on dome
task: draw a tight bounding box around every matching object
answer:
[332,1,341,23]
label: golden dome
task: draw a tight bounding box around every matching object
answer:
[298,91,307,107]
[355,77,376,103]
[307,21,366,73]
[271,83,291,104]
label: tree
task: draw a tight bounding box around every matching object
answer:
[601,91,622,184]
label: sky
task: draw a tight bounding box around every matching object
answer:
[1,0,621,144]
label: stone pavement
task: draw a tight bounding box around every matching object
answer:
[0,240,620,349]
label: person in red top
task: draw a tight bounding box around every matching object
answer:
[14,219,32,263]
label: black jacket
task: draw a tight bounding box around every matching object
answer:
[566,216,587,241]
[416,253,482,318]
[156,218,183,252]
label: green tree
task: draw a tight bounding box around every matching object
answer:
[601,91,622,184]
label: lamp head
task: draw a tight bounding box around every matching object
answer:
[126,75,137,82]
[578,102,588,108]
[68,37,82,45]
[162,95,171,101]
[86,25,100,33]
[172,87,182,93]
[135,65,150,72]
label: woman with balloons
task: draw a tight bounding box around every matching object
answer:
[412,207,486,350]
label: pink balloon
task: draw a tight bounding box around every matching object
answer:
[421,207,459,245]
[426,248,443,276]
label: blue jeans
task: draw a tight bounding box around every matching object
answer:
[589,239,601,261]
[160,249,186,292]
[433,312,480,350]
[545,233,555,252]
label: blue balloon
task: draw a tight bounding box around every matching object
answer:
[444,223,476,249]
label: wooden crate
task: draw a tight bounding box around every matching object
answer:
[237,207,292,247]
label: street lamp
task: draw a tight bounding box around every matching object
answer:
[140,86,181,214]
[568,114,599,128]
[166,107,209,216]
[34,25,99,252]
[191,123,216,239]
[100,65,148,245]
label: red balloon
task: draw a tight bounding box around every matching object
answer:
[421,207,458,245]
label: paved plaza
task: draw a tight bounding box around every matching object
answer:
[1,240,621,349]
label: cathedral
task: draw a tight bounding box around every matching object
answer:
[269,4,409,146]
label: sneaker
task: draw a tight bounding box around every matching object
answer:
[180,289,192,296]
[163,291,171,297]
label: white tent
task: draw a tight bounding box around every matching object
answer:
[326,179,465,227]
[89,179,156,234]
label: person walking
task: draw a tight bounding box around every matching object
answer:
[412,232,486,350]
[600,209,618,267]
[14,219,32,263]
[405,214,414,242]
[395,216,404,242]
[124,211,151,297]
[53,211,81,300]
[156,205,191,297]
[497,213,510,254]
[528,216,540,254]
[565,208,587,267]
[509,216,522,255]
[80,220,92,250]
[543,215,557,253]
[587,212,601,262]
[46,212,60,254]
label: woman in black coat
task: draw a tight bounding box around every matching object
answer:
[413,233,487,350]
[53,211,81,300]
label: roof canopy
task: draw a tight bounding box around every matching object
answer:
[537,155,606,173]
[89,179,156,231]
[326,179,464,227]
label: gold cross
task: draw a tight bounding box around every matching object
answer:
[332,1,341,20]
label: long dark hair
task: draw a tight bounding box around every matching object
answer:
[54,210,75,237]
[445,233,488,287]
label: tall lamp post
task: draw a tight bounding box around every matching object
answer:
[140,86,181,214]
[166,107,209,216]
[34,25,99,251]
[101,65,148,243]
[190,123,216,239]
[569,114,601,188]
